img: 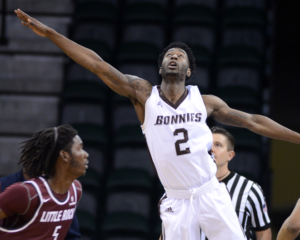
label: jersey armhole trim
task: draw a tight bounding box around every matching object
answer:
[191,85,208,119]
[72,182,78,204]
[141,86,154,132]
[20,183,33,215]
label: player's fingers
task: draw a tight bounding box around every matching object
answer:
[16,14,26,23]
[28,19,36,26]
[16,9,35,23]
[15,9,25,17]
[17,9,28,17]
[14,11,23,20]
[15,11,28,22]
[23,11,37,22]
[21,21,29,27]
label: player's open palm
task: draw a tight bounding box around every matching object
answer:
[14,9,49,37]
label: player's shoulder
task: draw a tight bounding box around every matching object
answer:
[201,94,224,105]
[73,179,82,195]
[73,179,82,191]
[73,180,82,202]
[125,74,153,86]
[2,181,36,196]
[6,181,26,190]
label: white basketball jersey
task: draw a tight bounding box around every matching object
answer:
[142,85,217,190]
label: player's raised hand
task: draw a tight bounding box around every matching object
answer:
[14,9,50,37]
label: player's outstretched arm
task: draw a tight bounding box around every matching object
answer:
[14,9,152,106]
[203,95,300,144]
[277,199,300,240]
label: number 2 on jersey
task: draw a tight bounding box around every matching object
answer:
[174,128,191,156]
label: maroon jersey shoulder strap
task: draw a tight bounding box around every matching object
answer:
[73,180,82,203]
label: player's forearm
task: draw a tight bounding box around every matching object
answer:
[277,226,299,240]
[46,28,104,75]
[45,28,133,96]
[249,114,300,145]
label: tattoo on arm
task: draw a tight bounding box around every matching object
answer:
[102,66,127,86]
[100,65,152,103]
[127,77,152,98]
[220,111,248,126]
[101,66,152,99]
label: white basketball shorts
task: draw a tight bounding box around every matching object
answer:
[160,177,246,240]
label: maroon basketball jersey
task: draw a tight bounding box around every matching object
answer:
[0,177,82,240]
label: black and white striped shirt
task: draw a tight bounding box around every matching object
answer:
[201,171,271,240]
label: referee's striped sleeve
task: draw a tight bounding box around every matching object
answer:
[247,183,271,231]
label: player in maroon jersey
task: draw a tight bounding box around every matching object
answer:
[0,125,89,240]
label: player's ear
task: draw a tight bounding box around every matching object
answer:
[59,150,70,163]
[186,68,191,77]
[159,67,162,75]
[228,151,235,162]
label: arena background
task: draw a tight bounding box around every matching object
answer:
[0,0,299,239]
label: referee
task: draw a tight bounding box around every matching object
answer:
[200,127,271,240]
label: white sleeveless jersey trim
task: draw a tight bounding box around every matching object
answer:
[0,180,44,233]
[39,177,70,205]
[73,183,77,203]
[141,85,216,190]
[141,86,154,131]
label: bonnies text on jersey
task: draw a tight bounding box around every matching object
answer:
[155,113,202,125]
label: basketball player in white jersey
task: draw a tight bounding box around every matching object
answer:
[15,9,300,240]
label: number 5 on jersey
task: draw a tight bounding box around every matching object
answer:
[174,128,191,156]
[52,225,61,240]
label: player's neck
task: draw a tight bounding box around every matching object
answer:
[22,168,30,180]
[160,81,186,104]
[47,174,74,194]
[47,177,73,194]
[216,168,230,181]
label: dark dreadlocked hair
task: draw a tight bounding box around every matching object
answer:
[211,126,235,151]
[19,125,78,179]
[158,42,196,81]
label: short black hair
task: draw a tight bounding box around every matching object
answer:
[158,42,196,81]
[211,126,235,151]
[19,125,78,179]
